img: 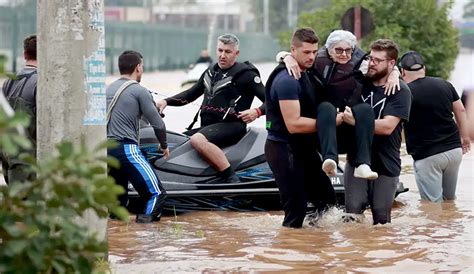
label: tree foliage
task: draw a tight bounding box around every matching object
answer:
[280,0,459,79]
[0,108,31,156]
[0,107,128,273]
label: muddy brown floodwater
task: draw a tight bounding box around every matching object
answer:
[108,149,474,273]
[107,59,473,273]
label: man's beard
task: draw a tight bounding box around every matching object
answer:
[367,67,389,82]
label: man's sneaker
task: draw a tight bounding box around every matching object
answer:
[322,159,337,177]
[223,173,241,184]
[354,164,378,180]
[136,192,166,223]
[136,213,161,223]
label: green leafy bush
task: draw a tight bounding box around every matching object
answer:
[0,107,128,273]
[0,107,31,155]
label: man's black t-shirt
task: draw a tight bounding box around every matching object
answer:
[404,76,461,160]
[358,81,412,177]
[266,70,303,142]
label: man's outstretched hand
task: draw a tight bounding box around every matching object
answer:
[238,109,259,123]
[156,99,167,114]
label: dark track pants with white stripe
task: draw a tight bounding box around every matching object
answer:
[108,140,166,218]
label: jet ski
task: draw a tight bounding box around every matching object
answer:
[127,126,409,213]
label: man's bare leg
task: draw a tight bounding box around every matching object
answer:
[190,133,229,171]
[190,133,240,183]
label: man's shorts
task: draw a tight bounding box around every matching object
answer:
[184,121,247,148]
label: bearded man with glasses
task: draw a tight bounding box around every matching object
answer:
[342,39,412,225]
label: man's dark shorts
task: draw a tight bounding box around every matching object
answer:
[184,121,247,148]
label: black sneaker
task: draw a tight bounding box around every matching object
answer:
[135,192,166,223]
[223,173,241,184]
[206,173,241,184]
[136,214,161,223]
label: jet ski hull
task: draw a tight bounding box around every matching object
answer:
[126,127,408,212]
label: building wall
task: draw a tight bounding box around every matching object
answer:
[105,1,254,32]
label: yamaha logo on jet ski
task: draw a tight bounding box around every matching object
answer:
[330,176,342,185]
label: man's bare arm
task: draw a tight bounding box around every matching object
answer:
[279,100,316,134]
[374,115,401,135]
[452,99,471,153]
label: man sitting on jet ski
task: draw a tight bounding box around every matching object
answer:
[156,33,266,183]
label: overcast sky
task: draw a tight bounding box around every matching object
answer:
[448,0,468,21]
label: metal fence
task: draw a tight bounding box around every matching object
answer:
[105,22,281,74]
[0,5,36,72]
[0,5,281,74]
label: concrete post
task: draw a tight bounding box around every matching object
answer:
[37,0,107,240]
[9,5,19,73]
[263,0,269,35]
[287,0,297,29]
[207,15,217,52]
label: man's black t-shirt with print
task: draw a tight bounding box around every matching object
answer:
[356,81,412,177]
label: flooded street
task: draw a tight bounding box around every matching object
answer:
[107,57,474,272]
[108,150,474,273]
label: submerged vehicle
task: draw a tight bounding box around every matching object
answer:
[128,125,409,213]
[180,62,210,89]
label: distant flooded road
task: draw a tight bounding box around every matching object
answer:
[107,58,474,273]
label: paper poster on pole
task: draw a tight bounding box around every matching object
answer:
[83,1,106,125]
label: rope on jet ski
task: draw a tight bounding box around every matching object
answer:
[149,90,240,118]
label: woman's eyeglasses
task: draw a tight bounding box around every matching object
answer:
[334,47,353,55]
[365,55,391,65]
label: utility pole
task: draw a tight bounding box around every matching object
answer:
[354,5,362,41]
[37,0,107,241]
[207,14,217,52]
[263,0,269,35]
[287,0,297,29]
[10,4,18,73]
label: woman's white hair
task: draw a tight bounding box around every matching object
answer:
[325,30,357,50]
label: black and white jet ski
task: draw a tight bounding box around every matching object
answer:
[128,125,408,212]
